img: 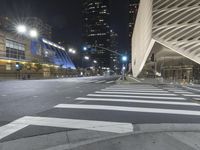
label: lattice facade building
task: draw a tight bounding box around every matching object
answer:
[132,0,200,81]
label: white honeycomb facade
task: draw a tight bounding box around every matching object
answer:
[132,0,200,77]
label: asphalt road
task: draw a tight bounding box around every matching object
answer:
[0,76,118,125]
[1,76,200,142]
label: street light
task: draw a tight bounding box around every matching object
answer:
[122,56,128,62]
[83,47,87,51]
[93,60,97,64]
[72,50,76,54]
[69,48,76,54]
[16,25,27,34]
[84,56,89,60]
[121,55,128,80]
[29,29,38,38]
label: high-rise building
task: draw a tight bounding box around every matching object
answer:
[128,0,139,40]
[82,0,111,67]
[110,30,120,71]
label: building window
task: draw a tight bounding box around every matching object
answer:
[6,63,12,70]
[5,39,25,60]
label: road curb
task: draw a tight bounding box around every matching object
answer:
[44,123,200,150]
[0,129,117,150]
[1,123,200,150]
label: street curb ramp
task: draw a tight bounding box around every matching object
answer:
[1,124,200,150]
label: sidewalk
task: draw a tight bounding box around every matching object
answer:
[116,76,141,84]
[116,76,167,85]
[1,124,200,150]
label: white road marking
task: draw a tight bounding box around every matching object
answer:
[55,104,200,116]
[95,91,176,96]
[167,90,188,92]
[101,89,168,93]
[0,121,28,140]
[110,86,154,88]
[183,94,200,97]
[166,89,185,91]
[87,94,186,100]
[95,80,106,83]
[106,81,115,84]
[76,97,200,106]
[184,86,200,92]
[111,84,150,86]
[12,116,133,134]
[174,92,192,94]
[105,87,159,91]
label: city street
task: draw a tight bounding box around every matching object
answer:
[1,0,200,149]
[0,76,200,142]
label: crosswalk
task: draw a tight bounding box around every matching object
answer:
[1,84,200,140]
[163,85,200,101]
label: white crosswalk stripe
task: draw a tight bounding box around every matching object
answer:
[106,81,115,84]
[183,94,200,97]
[95,91,177,96]
[184,86,200,92]
[55,104,200,116]
[105,86,163,89]
[14,116,133,133]
[101,89,168,93]
[87,94,186,100]
[76,97,200,106]
[173,91,193,94]
[0,117,133,140]
[0,122,28,140]
[1,84,199,140]
[111,86,157,88]
[104,89,162,92]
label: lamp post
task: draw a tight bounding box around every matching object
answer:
[15,24,39,79]
[81,56,90,69]
[16,24,38,38]
[69,48,76,54]
[122,56,128,80]
[29,29,38,38]
[16,25,27,34]
[93,60,97,64]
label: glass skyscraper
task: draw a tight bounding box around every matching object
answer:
[82,0,111,68]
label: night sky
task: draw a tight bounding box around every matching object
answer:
[0,0,129,51]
